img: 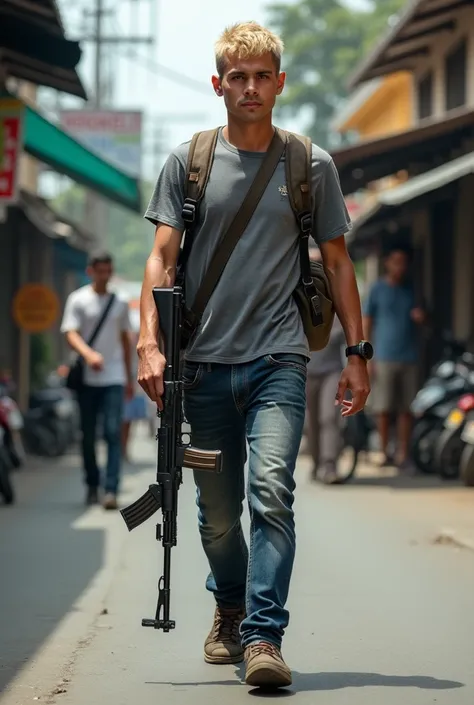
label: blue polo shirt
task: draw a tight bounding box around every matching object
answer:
[363,279,418,363]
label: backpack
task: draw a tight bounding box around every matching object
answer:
[176,126,335,352]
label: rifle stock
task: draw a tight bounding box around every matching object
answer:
[120,285,221,633]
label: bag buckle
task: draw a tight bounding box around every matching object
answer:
[181,198,197,224]
[309,293,323,326]
[298,211,312,234]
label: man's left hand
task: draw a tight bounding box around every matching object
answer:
[125,381,134,401]
[335,359,370,417]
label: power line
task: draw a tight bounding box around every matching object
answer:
[115,47,213,97]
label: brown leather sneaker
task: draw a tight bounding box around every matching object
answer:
[204,606,245,664]
[103,493,118,510]
[244,641,292,688]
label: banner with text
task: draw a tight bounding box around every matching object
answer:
[59,110,143,178]
[0,97,24,206]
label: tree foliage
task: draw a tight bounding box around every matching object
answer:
[266,0,407,147]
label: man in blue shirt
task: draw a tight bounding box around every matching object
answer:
[363,248,425,470]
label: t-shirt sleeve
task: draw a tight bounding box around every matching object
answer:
[119,302,132,332]
[60,293,81,333]
[144,144,188,230]
[313,157,352,244]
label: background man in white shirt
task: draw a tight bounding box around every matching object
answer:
[61,252,132,509]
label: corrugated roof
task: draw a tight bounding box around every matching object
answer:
[331,106,474,195]
[380,150,474,205]
[0,0,86,99]
[347,0,471,89]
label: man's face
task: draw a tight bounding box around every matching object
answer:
[212,52,285,124]
[88,261,113,287]
[385,250,408,281]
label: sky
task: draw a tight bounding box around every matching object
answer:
[50,0,368,184]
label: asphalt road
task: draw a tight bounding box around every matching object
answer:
[1,428,474,705]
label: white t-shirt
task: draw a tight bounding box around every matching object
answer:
[61,285,131,387]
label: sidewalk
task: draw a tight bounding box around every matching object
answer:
[299,448,474,552]
[2,426,474,704]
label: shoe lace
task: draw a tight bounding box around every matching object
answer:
[213,608,242,641]
[248,641,280,657]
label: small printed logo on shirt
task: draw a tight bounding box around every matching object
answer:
[278,184,288,199]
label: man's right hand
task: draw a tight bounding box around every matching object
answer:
[137,343,167,409]
[86,351,104,371]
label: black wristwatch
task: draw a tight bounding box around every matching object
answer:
[345,340,374,361]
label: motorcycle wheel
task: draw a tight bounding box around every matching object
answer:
[459,443,474,487]
[433,427,463,480]
[25,423,66,458]
[5,429,25,469]
[410,418,439,474]
[334,447,359,484]
[0,450,14,504]
[333,412,371,484]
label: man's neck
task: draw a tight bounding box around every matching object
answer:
[223,117,275,152]
[92,283,108,295]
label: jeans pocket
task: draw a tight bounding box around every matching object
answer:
[264,353,308,375]
[182,362,204,390]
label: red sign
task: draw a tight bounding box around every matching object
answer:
[0,98,23,205]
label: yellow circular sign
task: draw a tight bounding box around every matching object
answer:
[12,283,60,333]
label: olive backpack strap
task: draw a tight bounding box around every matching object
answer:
[283,129,324,326]
[176,128,220,279]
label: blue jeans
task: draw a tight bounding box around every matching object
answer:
[77,384,124,494]
[183,353,306,648]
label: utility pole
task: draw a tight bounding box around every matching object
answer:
[78,0,155,246]
[94,0,103,108]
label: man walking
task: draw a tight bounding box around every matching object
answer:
[305,248,346,484]
[61,252,133,509]
[363,247,425,471]
[138,22,370,688]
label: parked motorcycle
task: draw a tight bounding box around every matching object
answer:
[23,373,78,458]
[410,350,474,474]
[432,391,474,480]
[459,411,474,486]
[0,426,14,505]
[0,376,26,469]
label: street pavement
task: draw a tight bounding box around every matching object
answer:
[1,425,474,705]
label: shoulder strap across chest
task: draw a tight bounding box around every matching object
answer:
[181,127,220,226]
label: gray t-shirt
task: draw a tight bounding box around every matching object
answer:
[145,128,351,364]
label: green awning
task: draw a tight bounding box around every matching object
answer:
[23,106,141,213]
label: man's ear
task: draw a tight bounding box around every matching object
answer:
[212,74,223,96]
[276,71,286,96]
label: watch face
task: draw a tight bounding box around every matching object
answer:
[361,341,374,360]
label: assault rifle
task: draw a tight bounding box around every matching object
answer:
[120,286,222,632]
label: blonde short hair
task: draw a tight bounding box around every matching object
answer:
[215,21,284,77]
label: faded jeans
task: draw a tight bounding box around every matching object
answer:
[183,353,306,648]
[77,384,124,494]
